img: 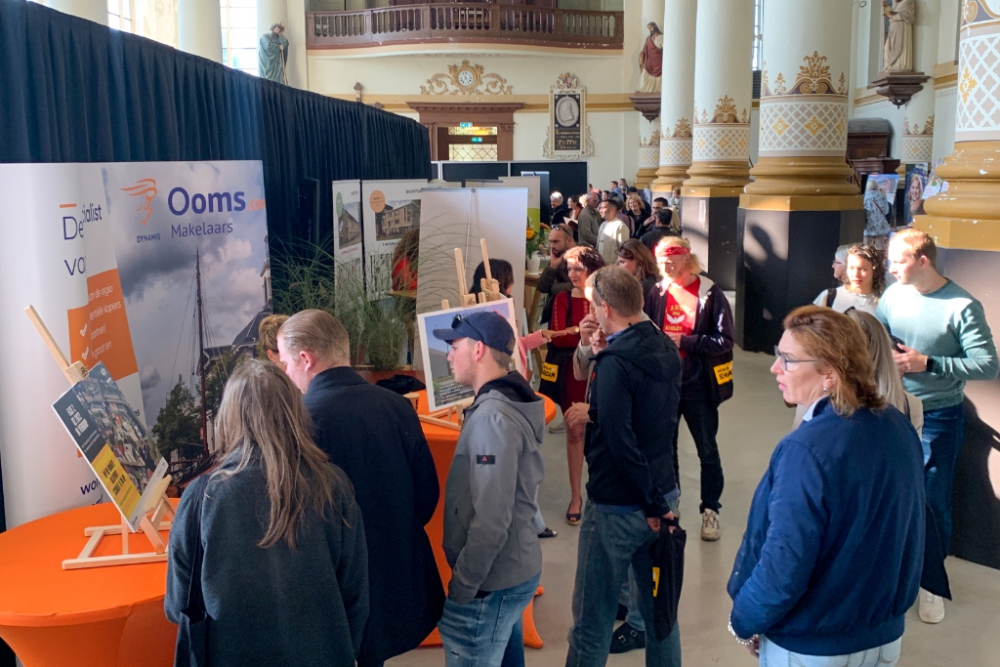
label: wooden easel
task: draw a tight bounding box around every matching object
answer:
[24,305,175,570]
[419,239,509,431]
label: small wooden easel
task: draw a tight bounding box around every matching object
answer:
[25,305,176,570]
[419,239,508,431]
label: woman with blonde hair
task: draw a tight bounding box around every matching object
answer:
[846,309,922,434]
[166,360,369,667]
[625,193,649,237]
[258,313,290,368]
[728,306,924,666]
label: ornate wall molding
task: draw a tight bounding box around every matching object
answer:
[420,60,512,96]
[669,117,692,138]
[760,53,847,99]
[695,96,750,124]
[905,115,935,136]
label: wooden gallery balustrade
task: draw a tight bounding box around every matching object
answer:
[307,4,624,50]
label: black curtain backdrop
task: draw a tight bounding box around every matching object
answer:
[0,3,430,662]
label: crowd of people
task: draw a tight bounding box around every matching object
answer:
[165,181,997,667]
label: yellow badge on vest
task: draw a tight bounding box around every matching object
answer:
[541,362,559,383]
[713,361,733,385]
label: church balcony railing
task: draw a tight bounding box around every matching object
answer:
[306,5,623,50]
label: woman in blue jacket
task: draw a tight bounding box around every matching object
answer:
[727,306,924,666]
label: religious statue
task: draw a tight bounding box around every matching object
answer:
[882,0,915,72]
[259,23,289,84]
[638,22,663,93]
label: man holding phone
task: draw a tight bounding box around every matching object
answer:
[877,228,998,624]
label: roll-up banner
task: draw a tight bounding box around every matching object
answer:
[0,161,269,530]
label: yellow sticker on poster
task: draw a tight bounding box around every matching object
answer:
[92,443,140,519]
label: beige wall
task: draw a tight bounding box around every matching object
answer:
[305,0,647,189]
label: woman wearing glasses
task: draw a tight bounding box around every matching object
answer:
[541,245,604,525]
[616,239,660,301]
[813,244,885,314]
[728,306,924,666]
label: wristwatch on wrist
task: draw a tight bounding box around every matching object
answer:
[728,616,757,647]
[925,357,936,374]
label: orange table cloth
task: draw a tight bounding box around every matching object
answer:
[0,500,178,667]
[415,389,557,649]
[0,390,556,667]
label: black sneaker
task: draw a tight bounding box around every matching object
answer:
[538,527,557,538]
[609,622,645,653]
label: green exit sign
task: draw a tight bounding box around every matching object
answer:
[460,122,473,128]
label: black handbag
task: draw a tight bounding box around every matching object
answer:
[175,476,209,667]
[649,517,686,641]
[538,294,576,405]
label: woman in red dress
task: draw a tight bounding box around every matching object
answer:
[549,245,605,525]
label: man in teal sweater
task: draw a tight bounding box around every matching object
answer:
[877,228,998,625]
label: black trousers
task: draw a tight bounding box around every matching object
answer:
[672,399,724,513]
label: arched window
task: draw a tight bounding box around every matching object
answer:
[108,0,134,32]
[221,0,259,76]
[752,0,764,71]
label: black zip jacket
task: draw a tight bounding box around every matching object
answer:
[584,320,682,517]
[644,275,735,402]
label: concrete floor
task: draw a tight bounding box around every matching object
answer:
[388,348,1000,667]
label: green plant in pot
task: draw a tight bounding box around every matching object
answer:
[271,241,410,371]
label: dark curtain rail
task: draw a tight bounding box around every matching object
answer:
[307,5,622,48]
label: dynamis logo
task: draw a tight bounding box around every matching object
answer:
[121,179,158,225]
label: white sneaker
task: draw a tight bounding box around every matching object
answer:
[548,420,567,433]
[918,589,945,624]
[701,509,721,541]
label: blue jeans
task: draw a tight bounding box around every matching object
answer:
[500,617,524,667]
[439,573,541,667]
[565,501,682,667]
[922,404,965,554]
[759,636,900,666]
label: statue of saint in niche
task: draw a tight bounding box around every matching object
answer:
[259,23,289,84]
[882,0,915,72]
[638,22,663,93]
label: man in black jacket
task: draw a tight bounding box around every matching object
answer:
[278,310,444,667]
[537,224,576,325]
[563,267,683,667]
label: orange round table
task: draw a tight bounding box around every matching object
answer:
[0,500,178,667]
[415,389,557,649]
[0,390,556,666]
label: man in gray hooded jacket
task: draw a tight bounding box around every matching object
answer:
[433,311,545,667]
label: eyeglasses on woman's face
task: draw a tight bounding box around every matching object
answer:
[773,345,820,372]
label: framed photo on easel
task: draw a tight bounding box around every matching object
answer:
[417,298,519,413]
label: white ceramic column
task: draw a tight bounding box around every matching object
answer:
[745,0,855,196]
[651,0,696,194]
[921,0,1000,224]
[684,0,754,190]
[178,0,223,63]
[46,0,107,25]
[635,0,666,189]
[902,0,941,164]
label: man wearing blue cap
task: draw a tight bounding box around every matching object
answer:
[432,311,546,667]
